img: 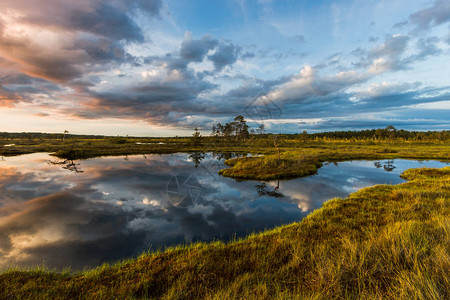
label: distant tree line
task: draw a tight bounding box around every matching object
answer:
[0,132,108,141]
[304,126,449,142]
[1,125,448,144]
[188,121,449,145]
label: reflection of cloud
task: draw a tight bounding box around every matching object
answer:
[1,153,447,270]
[266,179,345,212]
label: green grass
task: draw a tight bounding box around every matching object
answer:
[1,167,449,299]
[219,143,450,180]
[2,136,449,180]
[0,137,265,159]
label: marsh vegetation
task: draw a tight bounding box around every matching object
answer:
[0,128,448,298]
[1,166,448,299]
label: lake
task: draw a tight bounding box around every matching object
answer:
[0,153,447,271]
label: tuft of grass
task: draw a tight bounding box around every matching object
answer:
[1,167,449,299]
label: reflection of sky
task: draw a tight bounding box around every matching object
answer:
[0,153,447,270]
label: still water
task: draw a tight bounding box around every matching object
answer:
[0,153,447,270]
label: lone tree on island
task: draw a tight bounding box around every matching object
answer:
[192,127,202,146]
[62,130,69,142]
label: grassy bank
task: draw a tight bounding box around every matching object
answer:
[1,166,448,299]
[219,143,450,180]
[0,136,274,160]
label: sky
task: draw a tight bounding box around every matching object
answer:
[0,0,449,136]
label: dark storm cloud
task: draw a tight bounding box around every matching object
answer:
[209,43,241,71]
[70,2,145,42]
[1,0,162,42]
[0,71,64,105]
[0,29,85,82]
[2,78,62,94]
[75,34,248,123]
[179,33,244,72]
[217,75,293,118]
[0,0,162,86]
[180,34,218,62]
[72,37,134,63]
[67,79,97,93]
[62,32,257,126]
[275,86,450,131]
[71,76,219,125]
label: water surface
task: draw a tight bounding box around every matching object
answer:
[0,153,447,270]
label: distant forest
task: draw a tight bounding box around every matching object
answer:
[0,126,448,143]
[304,127,449,142]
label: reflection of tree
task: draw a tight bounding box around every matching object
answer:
[373,159,396,171]
[256,180,284,198]
[189,152,205,168]
[211,152,244,162]
[48,159,84,173]
[383,159,396,172]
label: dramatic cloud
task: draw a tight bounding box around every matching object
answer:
[351,34,443,75]
[0,0,162,41]
[266,66,368,103]
[208,42,241,71]
[0,0,162,84]
[0,0,449,133]
[367,34,410,73]
[180,32,218,62]
[180,32,243,71]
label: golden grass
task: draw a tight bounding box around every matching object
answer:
[1,167,448,299]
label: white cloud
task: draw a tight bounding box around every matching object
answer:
[369,57,390,74]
